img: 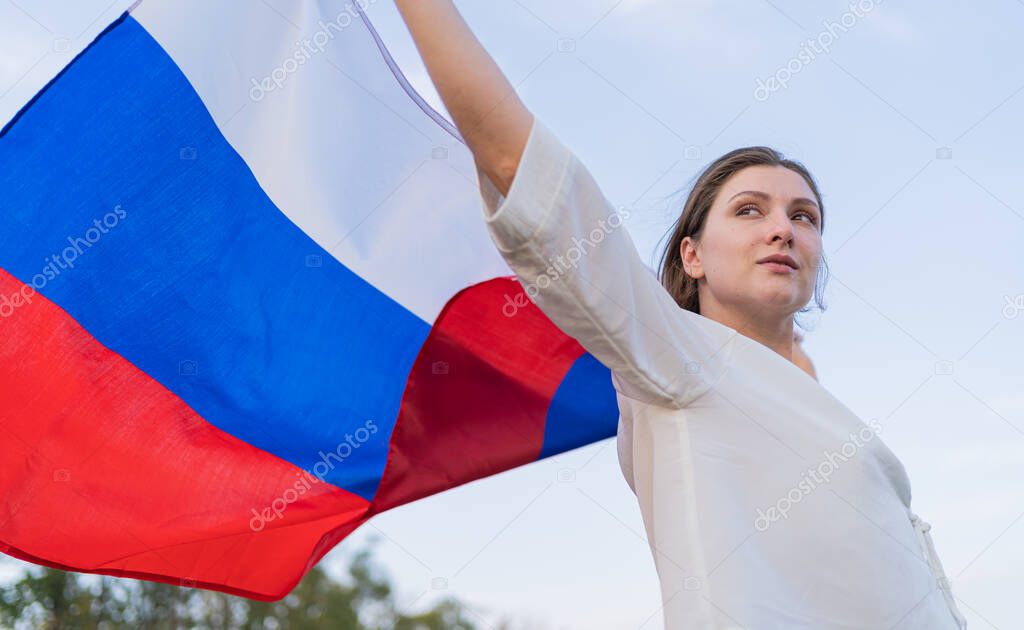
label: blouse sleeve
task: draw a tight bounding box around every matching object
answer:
[474,115,740,409]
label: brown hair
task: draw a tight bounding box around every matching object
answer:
[656,146,829,329]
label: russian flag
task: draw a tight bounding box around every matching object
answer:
[0,0,619,600]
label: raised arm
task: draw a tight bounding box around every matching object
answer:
[396,2,741,408]
[394,0,532,196]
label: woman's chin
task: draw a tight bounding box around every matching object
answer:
[755,287,805,312]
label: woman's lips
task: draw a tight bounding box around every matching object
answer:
[758,261,797,274]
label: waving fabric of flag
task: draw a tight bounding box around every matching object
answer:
[0,0,618,600]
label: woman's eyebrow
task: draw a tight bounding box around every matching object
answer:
[728,189,820,210]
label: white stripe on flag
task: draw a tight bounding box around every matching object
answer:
[132,0,510,323]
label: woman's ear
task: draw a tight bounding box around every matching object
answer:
[679,236,704,279]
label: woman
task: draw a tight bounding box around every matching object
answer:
[395,2,967,628]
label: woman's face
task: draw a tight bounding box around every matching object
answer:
[681,165,823,319]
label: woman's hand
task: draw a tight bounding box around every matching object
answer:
[394,0,533,196]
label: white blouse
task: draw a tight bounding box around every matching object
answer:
[475,116,969,629]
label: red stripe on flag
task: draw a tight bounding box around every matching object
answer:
[0,267,370,600]
[370,277,586,513]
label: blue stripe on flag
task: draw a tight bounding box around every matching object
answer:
[0,16,429,502]
[539,353,619,460]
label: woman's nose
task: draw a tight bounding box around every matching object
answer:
[766,210,796,243]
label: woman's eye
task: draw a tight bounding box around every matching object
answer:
[795,211,819,225]
[738,205,819,226]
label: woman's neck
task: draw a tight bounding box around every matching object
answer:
[699,300,795,363]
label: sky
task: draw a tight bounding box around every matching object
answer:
[1,1,1022,628]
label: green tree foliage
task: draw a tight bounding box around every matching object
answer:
[0,542,485,629]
